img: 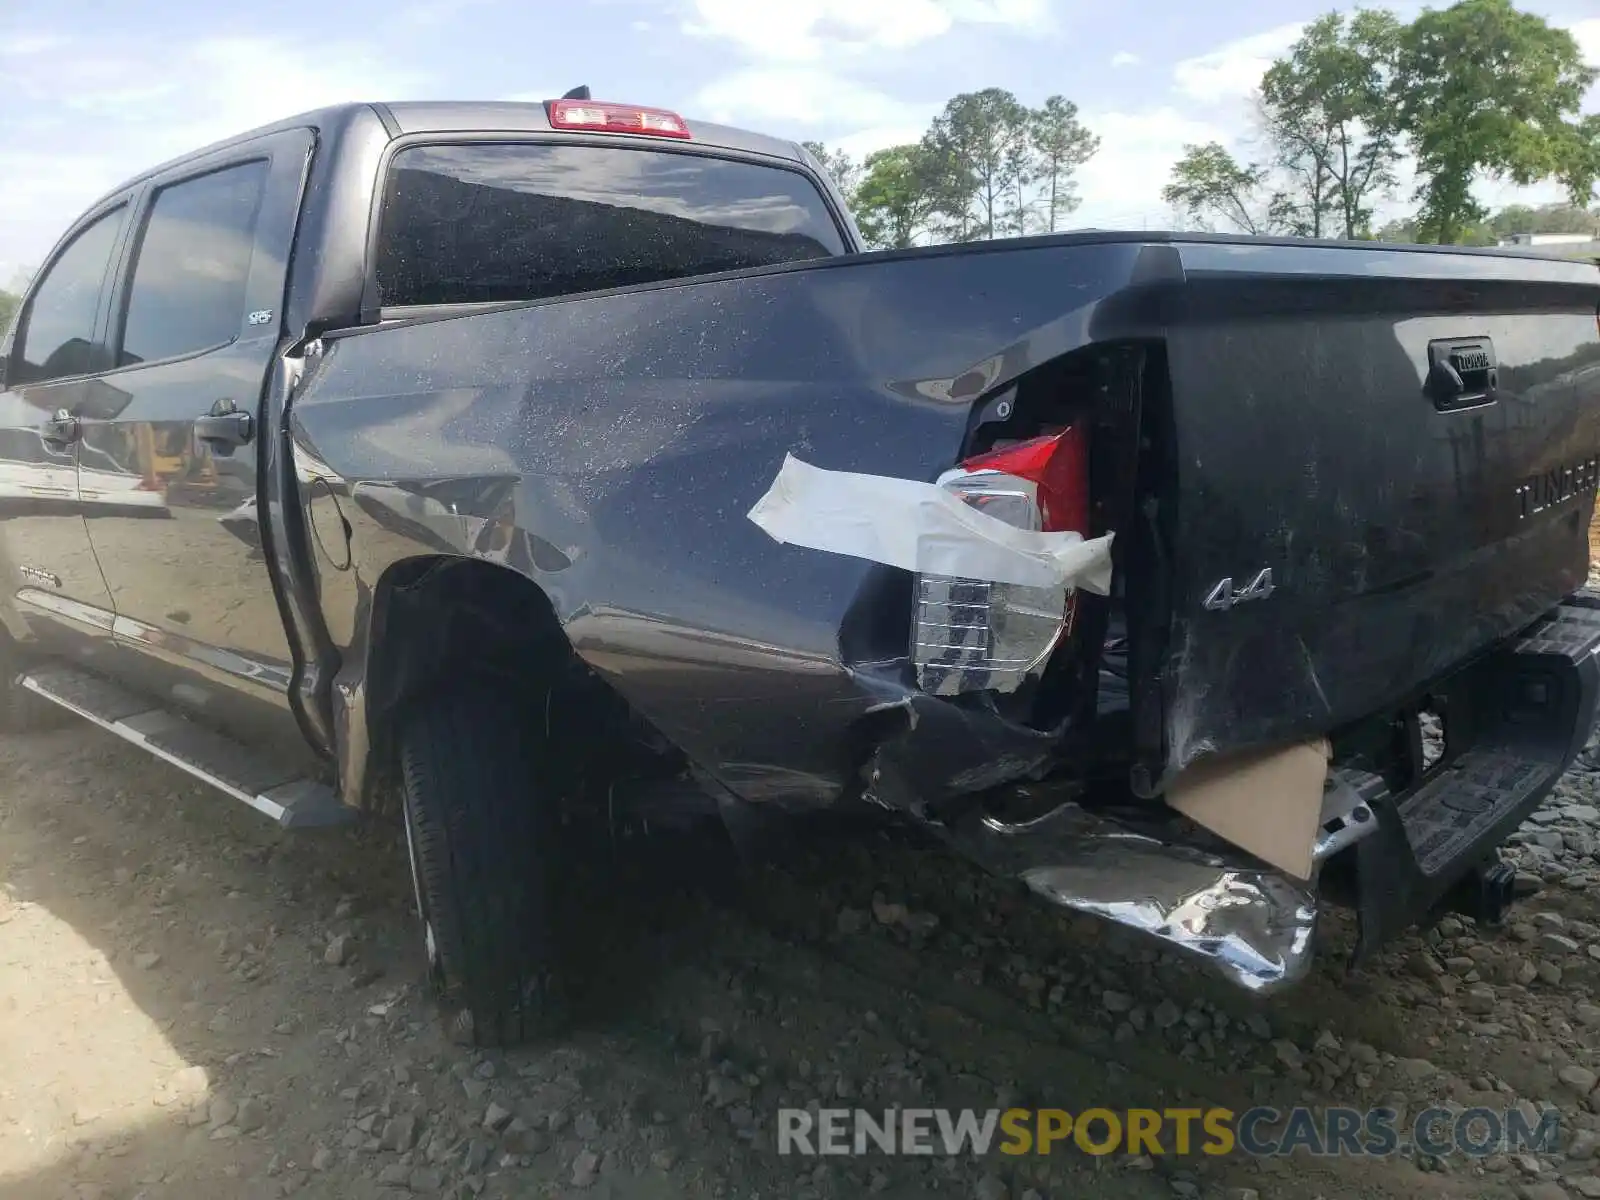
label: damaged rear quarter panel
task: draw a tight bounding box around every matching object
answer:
[285,240,1165,811]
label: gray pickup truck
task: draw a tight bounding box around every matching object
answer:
[3,93,1599,1045]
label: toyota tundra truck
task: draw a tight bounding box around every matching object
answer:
[2,94,1599,1045]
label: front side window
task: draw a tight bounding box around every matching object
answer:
[376,142,846,307]
[118,160,268,367]
[13,205,126,386]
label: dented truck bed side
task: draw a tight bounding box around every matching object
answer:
[285,234,1600,840]
[288,237,1172,812]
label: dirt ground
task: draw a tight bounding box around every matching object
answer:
[6,707,1600,1200]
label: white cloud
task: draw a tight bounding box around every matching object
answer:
[1071,108,1232,230]
[1110,51,1140,68]
[683,0,947,61]
[833,123,934,161]
[682,0,1051,161]
[165,37,426,151]
[0,33,426,281]
[7,35,423,157]
[944,0,1052,27]
[678,0,1048,62]
[1574,18,1600,67]
[0,33,67,56]
[0,152,126,235]
[395,0,501,26]
[1172,22,1304,105]
[693,66,934,130]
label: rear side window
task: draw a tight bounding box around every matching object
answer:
[13,205,126,385]
[118,160,269,367]
[377,142,845,307]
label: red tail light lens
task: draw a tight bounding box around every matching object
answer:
[546,100,691,139]
[959,425,1089,535]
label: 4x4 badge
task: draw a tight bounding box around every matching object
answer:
[1203,568,1275,612]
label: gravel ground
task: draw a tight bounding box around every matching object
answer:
[6,701,1600,1199]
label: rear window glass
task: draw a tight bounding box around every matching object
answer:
[376,142,845,307]
[119,159,268,367]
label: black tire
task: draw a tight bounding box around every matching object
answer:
[399,683,564,1046]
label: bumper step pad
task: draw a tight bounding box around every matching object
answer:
[1399,751,1548,877]
[18,663,352,829]
[1351,596,1600,955]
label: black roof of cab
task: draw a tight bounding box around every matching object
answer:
[87,100,811,212]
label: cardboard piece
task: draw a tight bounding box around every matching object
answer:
[1165,738,1331,882]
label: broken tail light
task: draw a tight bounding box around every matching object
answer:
[913,425,1089,697]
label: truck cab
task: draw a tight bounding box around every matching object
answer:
[0,100,856,789]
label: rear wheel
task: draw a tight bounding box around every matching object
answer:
[398,682,565,1045]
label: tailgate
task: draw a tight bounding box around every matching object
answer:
[1149,242,1600,780]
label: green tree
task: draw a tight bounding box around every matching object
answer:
[1029,96,1100,232]
[1557,114,1600,210]
[1488,203,1536,238]
[801,141,862,201]
[1002,120,1036,237]
[1374,213,1496,245]
[1372,216,1419,243]
[1162,143,1284,235]
[1489,202,1600,238]
[0,291,17,339]
[1259,10,1402,239]
[853,145,941,250]
[1390,0,1597,244]
[922,88,1032,240]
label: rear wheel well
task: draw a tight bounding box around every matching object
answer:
[362,556,678,816]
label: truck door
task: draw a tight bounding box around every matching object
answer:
[0,199,132,658]
[76,128,315,751]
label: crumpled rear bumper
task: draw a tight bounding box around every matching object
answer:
[933,595,1600,996]
[942,795,1318,993]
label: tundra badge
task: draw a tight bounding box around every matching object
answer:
[1516,455,1600,521]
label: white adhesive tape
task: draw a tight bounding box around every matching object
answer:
[747,454,1115,593]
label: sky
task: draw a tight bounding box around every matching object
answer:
[1,0,1597,283]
